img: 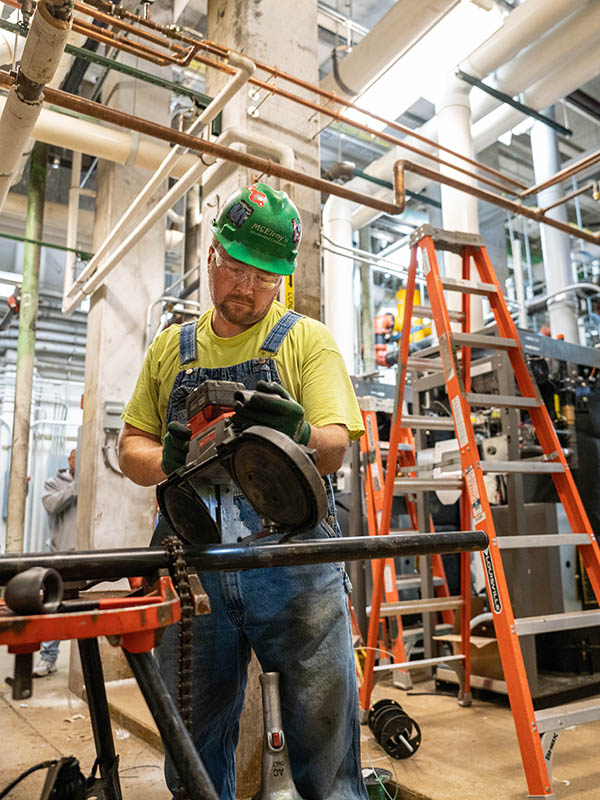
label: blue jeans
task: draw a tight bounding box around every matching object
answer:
[40,640,60,662]
[154,526,367,800]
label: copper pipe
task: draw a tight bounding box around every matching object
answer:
[521,147,600,198]
[52,0,526,194]
[540,182,595,214]
[0,70,404,217]
[396,160,600,246]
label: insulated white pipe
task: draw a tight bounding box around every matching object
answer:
[461,0,583,79]
[470,1,600,124]
[63,126,293,314]
[63,51,255,308]
[322,196,356,372]
[0,0,73,212]
[530,118,579,344]
[436,75,482,331]
[63,150,82,299]
[511,238,527,329]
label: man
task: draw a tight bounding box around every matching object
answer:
[33,448,77,676]
[119,183,367,799]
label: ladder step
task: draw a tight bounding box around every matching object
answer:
[454,333,516,350]
[465,392,541,409]
[402,623,453,643]
[378,596,463,616]
[373,654,465,673]
[396,575,446,590]
[535,698,600,733]
[498,534,593,549]
[412,304,465,324]
[400,415,456,430]
[514,608,600,636]
[406,357,445,372]
[479,460,564,474]
[394,477,464,493]
[441,276,497,296]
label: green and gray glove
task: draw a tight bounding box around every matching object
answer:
[161,420,192,475]
[233,380,311,445]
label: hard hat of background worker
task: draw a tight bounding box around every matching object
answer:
[211,183,302,276]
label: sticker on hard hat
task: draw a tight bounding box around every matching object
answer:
[227,200,254,228]
[248,185,267,206]
[250,223,289,247]
[291,218,302,243]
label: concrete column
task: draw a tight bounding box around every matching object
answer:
[436,76,483,330]
[323,196,355,372]
[530,113,579,343]
[200,0,321,319]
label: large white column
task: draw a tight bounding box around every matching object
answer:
[322,196,355,373]
[436,75,483,330]
[530,115,579,343]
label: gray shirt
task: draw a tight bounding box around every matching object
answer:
[41,469,77,552]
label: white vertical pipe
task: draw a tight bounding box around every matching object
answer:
[322,195,356,373]
[530,115,579,343]
[511,237,527,329]
[435,75,483,331]
[63,150,82,299]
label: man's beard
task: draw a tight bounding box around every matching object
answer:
[215,295,263,327]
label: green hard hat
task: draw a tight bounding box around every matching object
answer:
[211,183,302,276]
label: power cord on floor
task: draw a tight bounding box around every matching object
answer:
[0,760,57,799]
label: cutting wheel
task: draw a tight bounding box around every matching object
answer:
[229,426,327,533]
[158,480,220,545]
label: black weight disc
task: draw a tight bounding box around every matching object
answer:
[368,699,404,741]
[379,713,421,759]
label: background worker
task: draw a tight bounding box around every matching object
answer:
[33,448,77,677]
[119,183,367,800]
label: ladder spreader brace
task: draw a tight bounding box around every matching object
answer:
[364,224,600,800]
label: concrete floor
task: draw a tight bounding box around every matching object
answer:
[1,642,599,800]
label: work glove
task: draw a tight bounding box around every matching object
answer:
[233,380,311,446]
[161,420,192,475]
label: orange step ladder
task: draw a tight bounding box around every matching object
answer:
[376,223,600,799]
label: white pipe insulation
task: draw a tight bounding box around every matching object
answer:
[0,0,73,212]
[322,196,356,373]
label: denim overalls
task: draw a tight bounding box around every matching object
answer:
[152,311,368,800]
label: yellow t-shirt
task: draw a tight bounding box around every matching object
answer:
[122,301,365,442]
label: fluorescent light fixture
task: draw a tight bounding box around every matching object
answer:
[0,281,17,299]
[345,0,503,131]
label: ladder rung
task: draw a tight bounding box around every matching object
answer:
[454,333,516,350]
[479,460,564,474]
[441,276,497,296]
[465,392,541,409]
[379,443,414,453]
[373,654,465,673]
[400,415,456,430]
[396,575,446,590]
[412,304,465,324]
[406,357,445,372]
[394,477,464,493]
[402,623,453,642]
[535,698,600,733]
[378,596,464,616]
[514,608,600,636]
[497,534,593,549]
[389,529,419,535]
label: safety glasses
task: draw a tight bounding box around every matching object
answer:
[213,249,282,291]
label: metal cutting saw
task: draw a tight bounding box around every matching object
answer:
[157,380,327,545]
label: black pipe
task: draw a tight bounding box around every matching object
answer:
[0,532,488,584]
[124,650,219,800]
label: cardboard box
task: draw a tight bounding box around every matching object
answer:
[433,632,504,681]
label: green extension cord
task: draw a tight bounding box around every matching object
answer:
[363,767,393,799]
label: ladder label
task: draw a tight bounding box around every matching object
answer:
[482,548,502,613]
[451,395,468,448]
[422,249,431,276]
[439,335,454,382]
[465,465,485,525]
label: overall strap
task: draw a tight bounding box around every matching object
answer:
[260,310,303,355]
[179,321,198,365]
